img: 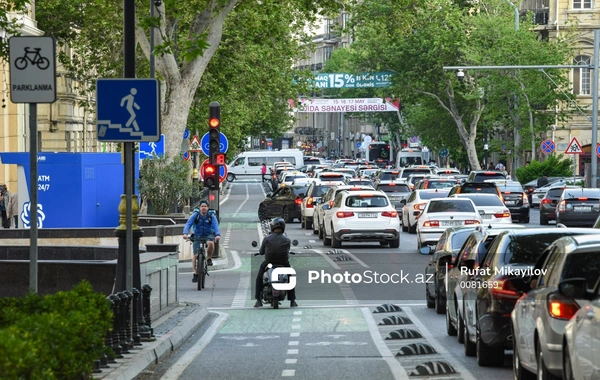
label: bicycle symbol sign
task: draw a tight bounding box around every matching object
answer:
[9,36,56,103]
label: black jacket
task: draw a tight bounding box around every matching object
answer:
[259,232,291,266]
[537,176,549,188]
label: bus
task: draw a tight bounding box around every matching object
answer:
[364,141,393,166]
[396,147,424,168]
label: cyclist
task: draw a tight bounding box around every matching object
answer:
[183,200,221,283]
[254,217,298,308]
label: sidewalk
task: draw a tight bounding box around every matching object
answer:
[93,249,230,380]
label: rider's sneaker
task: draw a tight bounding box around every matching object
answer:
[290,301,298,307]
[254,300,263,308]
[192,273,198,283]
[207,259,213,266]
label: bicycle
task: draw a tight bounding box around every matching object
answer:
[188,235,209,291]
[15,47,50,70]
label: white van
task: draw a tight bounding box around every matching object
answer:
[226,149,304,182]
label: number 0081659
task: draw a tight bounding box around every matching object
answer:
[459,280,498,289]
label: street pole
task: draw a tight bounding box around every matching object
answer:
[504,0,519,179]
[124,0,135,294]
[591,29,599,187]
[150,0,155,79]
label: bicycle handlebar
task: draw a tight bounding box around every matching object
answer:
[254,251,296,256]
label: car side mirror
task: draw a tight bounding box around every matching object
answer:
[413,211,421,216]
[558,278,592,299]
[419,246,432,255]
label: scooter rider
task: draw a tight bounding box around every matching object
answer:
[254,217,298,308]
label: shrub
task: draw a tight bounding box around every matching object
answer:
[0,281,112,380]
[515,155,573,184]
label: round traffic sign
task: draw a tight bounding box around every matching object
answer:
[596,143,600,158]
[540,139,555,154]
[201,131,229,156]
[356,142,361,149]
[439,148,449,158]
[363,135,372,144]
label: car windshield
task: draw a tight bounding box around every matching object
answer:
[452,231,474,250]
[346,195,389,207]
[459,195,503,207]
[378,184,411,193]
[546,188,565,198]
[428,200,475,213]
[503,233,578,264]
[420,190,450,200]
[312,185,334,197]
[460,185,498,194]
[290,185,309,194]
[561,252,600,286]
[427,181,455,189]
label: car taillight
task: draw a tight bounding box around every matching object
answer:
[423,220,439,227]
[494,211,511,218]
[522,193,529,204]
[464,220,480,225]
[491,279,522,300]
[413,203,426,211]
[329,200,334,208]
[527,188,534,193]
[295,198,302,205]
[336,211,354,218]
[548,293,580,320]
[558,200,573,212]
[541,198,551,204]
[381,211,398,217]
[307,197,314,208]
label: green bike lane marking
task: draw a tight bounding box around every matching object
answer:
[219,308,368,334]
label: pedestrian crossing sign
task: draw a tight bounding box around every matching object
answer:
[565,137,583,154]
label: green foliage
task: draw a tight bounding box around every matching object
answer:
[0,0,30,59]
[515,155,573,183]
[0,281,112,380]
[137,155,200,215]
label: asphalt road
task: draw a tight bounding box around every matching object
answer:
[138,180,553,380]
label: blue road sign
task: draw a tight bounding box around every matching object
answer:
[96,78,160,142]
[356,142,361,149]
[139,134,165,159]
[201,131,229,156]
[439,148,449,158]
[183,129,190,140]
[596,143,600,158]
[540,139,555,154]
[182,151,190,161]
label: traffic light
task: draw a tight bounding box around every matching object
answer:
[203,162,219,190]
[208,101,220,164]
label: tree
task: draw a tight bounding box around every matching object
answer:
[35,0,346,159]
[0,1,30,58]
[348,0,573,170]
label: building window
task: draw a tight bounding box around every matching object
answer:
[573,55,591,95]
[573,0,592,8]
[324,46,333,61]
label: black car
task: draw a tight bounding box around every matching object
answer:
[464,228,598,367]
[466,170,506,182]
[258,184,309,222]
[493,180,530,223]
[539,185,581,225]
[522,177,565,204]
[421,227,479,314]
[556,188,600,227]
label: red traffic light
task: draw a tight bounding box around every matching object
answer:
[205,164,216,175]
[209,194,216,201]
[209,117,220,128]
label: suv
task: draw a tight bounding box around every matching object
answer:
[491,180,530,223]
[414,178,459,190]
[373,169,401,184]
[466,170,506,182]
[375,181,412,214]
[398,167,433,180]
[447,182,503,201]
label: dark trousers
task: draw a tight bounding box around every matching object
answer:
[255,261,296,301]
[262,173,268,182]
[13,215,17,228]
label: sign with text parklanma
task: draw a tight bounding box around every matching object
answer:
[9,36,57,103]
[291,98,400,113]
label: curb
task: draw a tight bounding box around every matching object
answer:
[96,306,209,380]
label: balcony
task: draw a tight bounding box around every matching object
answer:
[520,0,550,25]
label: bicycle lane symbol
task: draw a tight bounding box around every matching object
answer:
[14,47,50,70]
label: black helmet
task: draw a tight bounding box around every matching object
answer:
[270,217,286,232]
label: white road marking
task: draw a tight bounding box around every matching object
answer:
[361,307,410,380]
[288,341,299,346]
[285,359,297,364]
[292,318,301,322]
[159,312,229,380]
[287,349,298,354]
[281,369,295,376]
[312,249,341,270]
[290,332,300,337]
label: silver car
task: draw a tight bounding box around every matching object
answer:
[511,234,600,379]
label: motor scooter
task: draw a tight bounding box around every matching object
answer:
[252,239,298,309]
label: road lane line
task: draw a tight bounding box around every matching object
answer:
[361,307,410,380]
[402,307,477,380]
[312,249,341,270]
[338,249,369,268]
[159,311,229,380]
[282,369,295,376]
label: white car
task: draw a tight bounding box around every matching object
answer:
[401,189,450,233]
[416,198,482,249]
[449,193,512,224]
[530,179,581,207]
[322,190,400,248]
[314,185,376,238]
[280,171,307,186]
[563,276,600,380]
[300,181,338,230]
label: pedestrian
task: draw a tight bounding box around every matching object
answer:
[495,162,504,171]
[488,162,495,170]
[3,185,17,228]
[0,189,6,228]
[261,163,268,182]
[537,173,549,188]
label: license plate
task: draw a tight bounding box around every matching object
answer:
[442,221,462,226]
[574,206,591,212]
[359,213,377,218]
[504,201,515,205]
[482,214,492,219]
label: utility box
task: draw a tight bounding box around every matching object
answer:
[0,152,138,228]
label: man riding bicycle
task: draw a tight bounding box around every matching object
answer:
[183,200,221,283]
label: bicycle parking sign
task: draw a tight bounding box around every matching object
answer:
[9,36,56,103]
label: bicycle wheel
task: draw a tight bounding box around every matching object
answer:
[201,256,207,289]
[15,57,28,70]
[198,252,205,291]
[36,57,50,70]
